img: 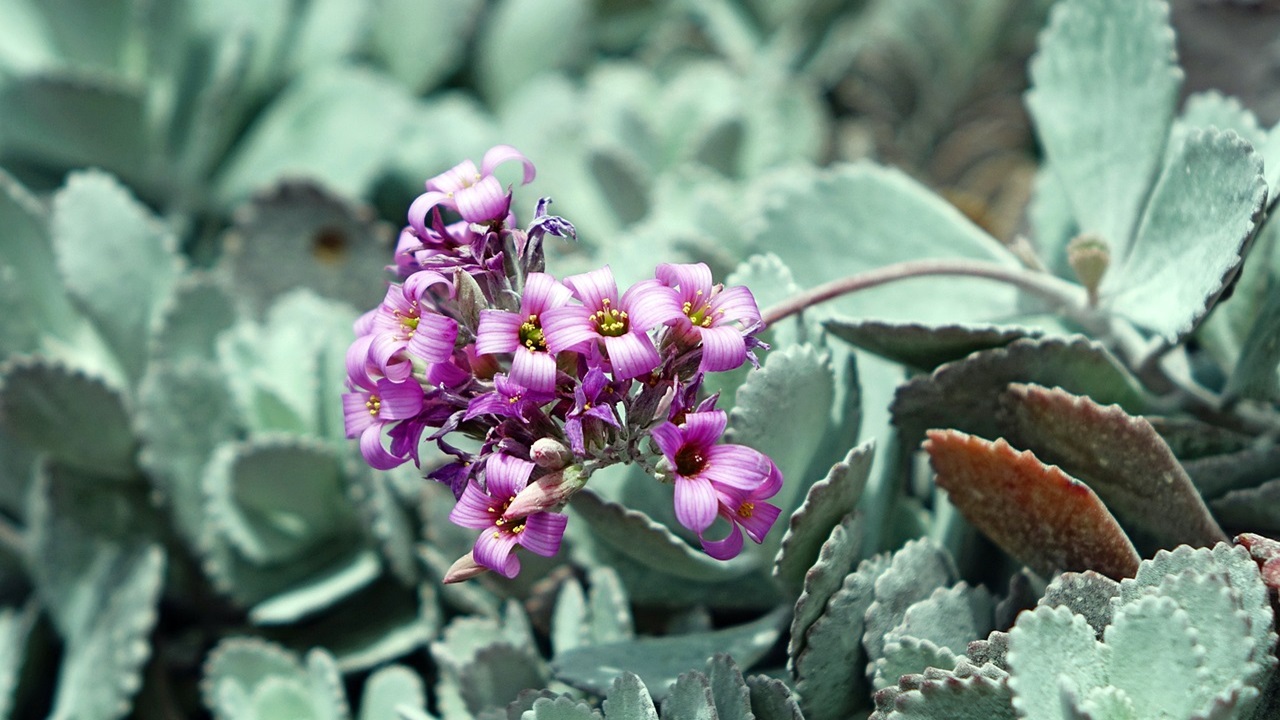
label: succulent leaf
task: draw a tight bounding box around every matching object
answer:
[863,539,959,668]
[707,655,752,720]
[1025,0,1181,256]
[998,383,1227,552]
[527,696,603,720]
[885,583,995,660]
[744,675,804,720]
[775,440,875,594]
[873,637,959,692]
[603,672,659,720]
[661,670,716,720]
[925,430,1141,580]
[823,319,1045,372]
[357,665,428,720]
[1039,571,1121,637]
[1103,595,1207,718]
[787,513,861,665]
[476,0,590,107]
[871,670,1014,720]
[149,272,240,364]
[1007,606,1107,720]
[1102,128,1265,341]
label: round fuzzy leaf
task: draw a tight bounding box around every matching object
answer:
[50,170,182,384]
[476,0,590,106]
[249,677,320,720]
[0,169,78,358]
[774,441,875,594]
[1025,0,1181,256]
[603,672,658,720]
[746,163,1023,325]
[885,583,995,658]
[662,671,716,720]
[1145,571,1260,693]
[216,67,416,204]
[527,696,601,720]
[552,609,786,701]
[792,553,890,720]
[220,181,394,315]
[873,637,959,692]
[1038,571,1120,637]
[786,514,862,666]
[892,336,1148,446]
[925,430,1141,580]
[202,637,305,720]
[707,655,752,720]
[150,273,240,364]
[359,665,427,720]
[568,490,755,581]
[1104,595,1206,718]
[874,671,1014,720]
[862,539,959,664]
[249,550,382,625]
[728,343,836,527]
[1175,92,1266,154]
[745,675,803,720]
[1102,129,1266,341]
[0,358,135,478]
[998,383,1226,552]
[823,319,1044,372]
[1007,606,1106,720]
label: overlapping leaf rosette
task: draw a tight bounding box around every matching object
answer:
[344,146,783,582]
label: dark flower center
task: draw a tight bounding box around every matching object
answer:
[489,497,528,535]
[674,444,707,477]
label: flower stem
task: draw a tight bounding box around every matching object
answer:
[761,259,1089,327]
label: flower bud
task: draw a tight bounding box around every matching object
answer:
[1067,233,1110,307]
[504,466,587,519]
[443,551,489,584]
[531,438,573,470]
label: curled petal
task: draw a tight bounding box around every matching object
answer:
[375,379,425,420]
[407,313,458,364]
[737,500,782,544]
[700,520,744,560]
[709,285,761,326]
[369,334,411,382]
[475,310,522,355]
[345,333,377,390]
[342,392,376,438]
[673,475,718,534]
[698,325,748,374]
[486,453,535,499]
[621,280,683,332]
[521,272,574,315]
[403,270,452,301]
[603,332,660,381]
[360,424,406,470]
[426,159,480,194]
[564,266,619,312]
[650,422,684,464]
[473,527,521,578]
[518,512,569,557]
[656,262,713,300]
[407,191,451,238]
[455,176,510,223]
[481,144,537,184]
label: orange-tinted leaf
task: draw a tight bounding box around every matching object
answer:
[924,429,1140,580]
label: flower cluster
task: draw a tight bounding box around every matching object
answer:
[344,146,782,581]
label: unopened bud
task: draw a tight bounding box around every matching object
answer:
[443,551,489,584]
[505,466,587,519]
[1067,233,1110,306]
[531,438,573,469]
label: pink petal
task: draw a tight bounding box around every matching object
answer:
[486,453,534,499]
[674,475,718,533]
[709,285,761,326]
[403,270,452,301]
[656,262,713,300]
[450,481,500,529]
[473,528,521,578]
[518,512,569,557]
[650,422,684,463]
[481,145,536,184]
[681,411,727,451]
[700,520,744,560]
[375,379,425,420]
[511,346,557,393]
[407,191,451,237]
[360,424,406,470]
[455,176,509,223]
[621,279,683,332]
[475,310,522,355]
[343,392,376,437]
[541,305,598,353]
[603,332,660,380]
[345,334,377,390]
[697,325,747,374]
[702,445,772,490]
[370,333,411,382]
[407,313,458,364]
[426,160,480,194]
[521,272,574,315]
[564,266,619,312]
[738,500,781,544]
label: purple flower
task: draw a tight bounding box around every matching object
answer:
[699,462,784,560]
[656,262,762,374]
[448,453,569,578]
[342,376,425,470]
[651,410,778,535]
[369,271,458,382]
[541,266,683,380]
[564,367,620,455]
[408,145,536,230]
[464,374,556,422]
[475,272,574,393]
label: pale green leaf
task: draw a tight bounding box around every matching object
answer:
[1007,606,1106,720]
[476,0,589,106]
[367,0,481,92]
[602,673,658,720]
[1026,0,1181,254]
[359,665,428,720]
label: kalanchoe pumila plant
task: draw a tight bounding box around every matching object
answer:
[345,146,782,580]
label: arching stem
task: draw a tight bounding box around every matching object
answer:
[761,259,1090,327]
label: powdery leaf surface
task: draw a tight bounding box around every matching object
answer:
[823,319,1043,372]
[999,383,1226,552]
[924,430,1140,580]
